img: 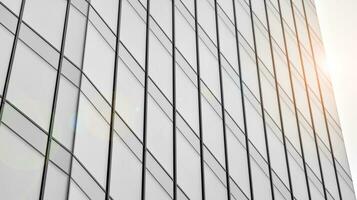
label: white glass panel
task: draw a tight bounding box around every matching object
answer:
[267,128,289,185]
[226,128,250,196]
[204,164,227,200]
[176,64,199,133]
[116,58,144,140]
[245,100,266,158]
[300,125,320,178]
[44,162,68,200]
[235,0,253,46]
[64,5,87,67]
[320,151,339,200]
[240,47,260,98]
[0,24,13,95]
[145,170,171,200]
[222,70,244,129]
[120,0,146,66]
[53,76,78,150]
[83,23,114,101]
[151,0,171,36]
[309,181,325,200]
[23,0,66,49]
[148,33,172,100]
[90,0,118,31]
[251,160,272,200]
[218,17,239,70]
[197,0,216,42]
[261,76,280,127]
[339,174,356,200]
[288,155,309,200]
[1,0,22,14]
[201,98,225,165]
[293,76,311,123]
[251,0,267,27]
[7,41,56,130]
[147,96,173,174]
[177,129,202,200]
[68,181,89,200]
[175,8,196,69]
[255,29,273,73]
[74,95,109,187]
[110,133,141,200]
[199,42,221,99]
[0,124,44,199]
[217,0,234,20]
[280,101,301,152]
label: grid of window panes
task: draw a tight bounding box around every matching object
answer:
[0,0,354,199]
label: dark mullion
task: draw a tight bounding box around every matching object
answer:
[171,0,178,198]
[213,0,231,199]
[65,1,91,198]
[193,0,206,199]
[300,1,343,199]
[141,0,151,198]
[288,0,328,199]
[39,0,72,199]
[275,0,312,199]
[0,0,26,120]
[105,0,123,199]
[248,0,275,199]
[231,0,254,198]
[261,0,294,199]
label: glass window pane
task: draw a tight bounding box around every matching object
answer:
[64,5,87,67]
[0,124,44,199]
[68,181,89,200]
[110,133,142,199]
[201,98,225,165]
[74,95,109,187]
[7,40,56,130]
[44,162,68,200]
[23,0,67,49]
[251,160,272,200]
[147,96,173,174]
[177,128,202,200]
[0,24,14,95]
[116,57,144,140]
[90,0,119,31]
[53,76,79,150]
[151,0,171,36]
[120,0,146,66]
[145,170,171,200]
[204,164,227,200]
[226,128,250,197]
[82,23,114,101]
[148,33,172,100]
[1,0,22,14]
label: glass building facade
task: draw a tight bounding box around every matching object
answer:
[0,0,354,199]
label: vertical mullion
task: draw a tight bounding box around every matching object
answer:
[288,0,328,199]
[141,0,151,198]
[231,0,254,198]
[105,0,123,198]
[261,0,294,199]
[172,0,177,198]
[65,1,91,198]
[0,0,26,120]
[300,1,343,199]
[193,0,206,199]
[275,0,312,199]
[213,0,231,199]
[247,0,275,199]
[39,0,72,199]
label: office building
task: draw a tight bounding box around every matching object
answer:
[0,0,355,199]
